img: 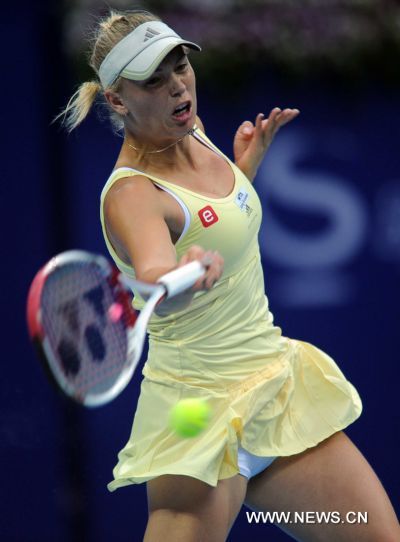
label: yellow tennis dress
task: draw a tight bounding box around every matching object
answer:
[100,127,362,490]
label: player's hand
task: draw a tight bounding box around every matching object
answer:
[233,107,300,181]
[177,245,224,291]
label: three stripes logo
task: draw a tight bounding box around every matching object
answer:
[144,27,161,41]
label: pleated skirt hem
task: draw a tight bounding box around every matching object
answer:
[108,338,363,491]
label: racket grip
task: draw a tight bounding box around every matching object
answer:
[157,261,205,298]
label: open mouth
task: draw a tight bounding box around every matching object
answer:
[172,101,192,118]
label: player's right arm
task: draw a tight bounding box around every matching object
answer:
[103,175,223,315]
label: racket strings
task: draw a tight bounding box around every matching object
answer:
[41,261,133,398]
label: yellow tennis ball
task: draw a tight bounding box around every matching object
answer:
[169,398,212,438]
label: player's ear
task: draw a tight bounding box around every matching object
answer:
[104,89,128,116]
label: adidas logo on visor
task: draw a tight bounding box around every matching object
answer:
[144,27,161,41]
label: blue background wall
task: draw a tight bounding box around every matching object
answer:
[1,2,399,541]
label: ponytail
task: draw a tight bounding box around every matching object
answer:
[54,80,101,132]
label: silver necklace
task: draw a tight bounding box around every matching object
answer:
[126,127,196,154]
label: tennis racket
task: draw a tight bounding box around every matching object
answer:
[26,250,205,407]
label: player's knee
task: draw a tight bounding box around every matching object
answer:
[145,508,203,542]
[146,508,227,542]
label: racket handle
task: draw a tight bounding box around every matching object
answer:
[157,261,205,298]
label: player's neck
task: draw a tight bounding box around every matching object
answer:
[123,130,197,173]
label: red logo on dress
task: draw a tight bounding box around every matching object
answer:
[198,206,219,227]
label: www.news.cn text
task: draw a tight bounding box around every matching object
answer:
[246,510,368,525]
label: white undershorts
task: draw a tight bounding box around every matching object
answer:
[237,447,277,479]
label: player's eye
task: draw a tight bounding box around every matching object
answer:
[145,62,188,87]
[176,62,188,72]
[145,76,161,87]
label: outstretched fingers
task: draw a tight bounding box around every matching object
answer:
[260,107,300,141]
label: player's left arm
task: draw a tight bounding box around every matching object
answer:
[233,107,300,183]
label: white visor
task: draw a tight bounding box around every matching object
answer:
[98,21,201,88]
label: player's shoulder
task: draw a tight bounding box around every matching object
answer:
[107,170,159,197]
[104,171,161,215]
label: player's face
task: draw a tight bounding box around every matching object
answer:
[120,46,197,142]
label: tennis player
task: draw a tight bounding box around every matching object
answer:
[60,8,399,541]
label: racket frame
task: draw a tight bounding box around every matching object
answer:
[27,250,206,407]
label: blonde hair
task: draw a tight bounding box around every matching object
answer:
[56,9,161,133]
